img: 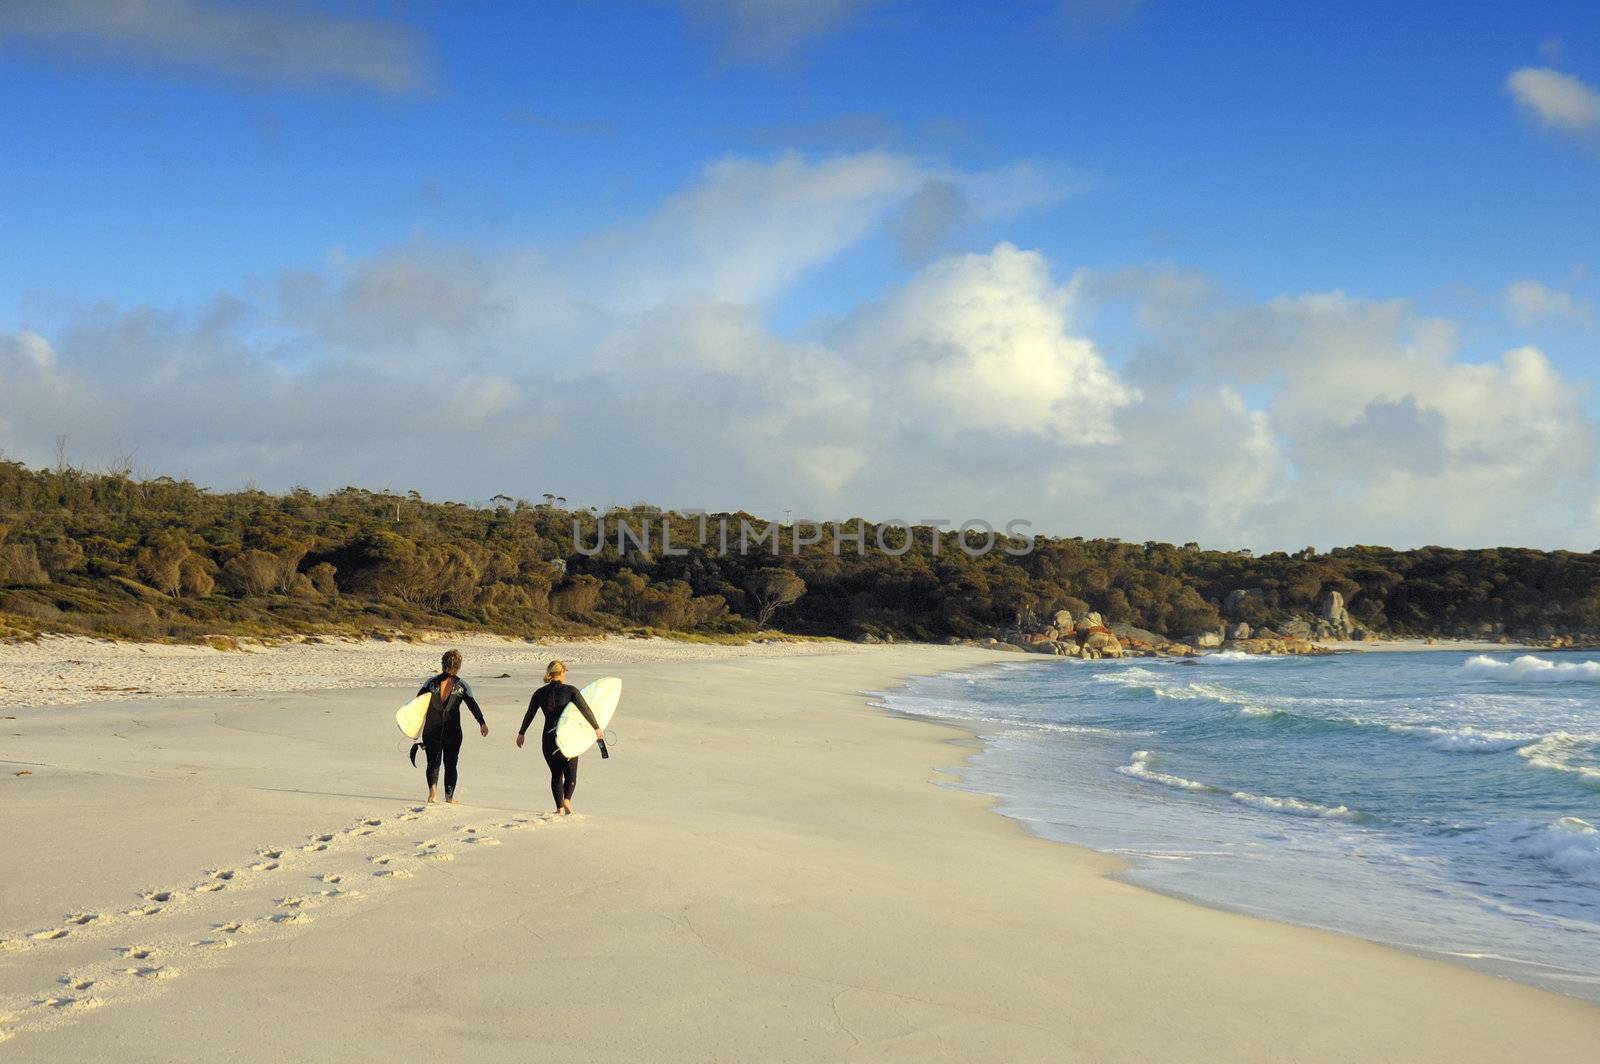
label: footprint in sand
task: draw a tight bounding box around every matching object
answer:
[41,995,100,1012]
[124,904,162,917]
[210,869,237,883]
[257,849,285,861]
[319,873,344,885]
[191,937,234,950]
[66,913,100,927]
[60,978,94,993]
[214,921,254,936]
[270,912,313,925]
[120,965,175,979]
[301,842,329,853]
[28,928,69,942]
[118,947,157,961]
[194,880,226,893]
[372,868,413,879]
[278,891,341,910]
[465,836,500,846]
[249,860,280,873]
[141,890,175,905]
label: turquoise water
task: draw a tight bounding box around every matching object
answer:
[880,651,1600,999]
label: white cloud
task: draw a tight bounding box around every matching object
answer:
[0,329,56,369]
[0,0,431,92]
[1507,67,1600,140]
[833,243,1136,443]
[590,151,925,307]
[1505,279,1594,327]
[586,151,1084,307]
[6,152,1600,550]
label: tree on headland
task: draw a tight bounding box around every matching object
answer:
[745,567,806,627]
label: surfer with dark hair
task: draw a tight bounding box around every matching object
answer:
[413,648,488,804]
[517,659,602,814]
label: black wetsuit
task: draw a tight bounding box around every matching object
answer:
[417,672,485,801]
[519,681,600,810]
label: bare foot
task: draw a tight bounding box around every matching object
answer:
[446,798,461,805]
[559,799,574,815]
[426,791,437,804]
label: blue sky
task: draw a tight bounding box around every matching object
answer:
[1,1,1598,549]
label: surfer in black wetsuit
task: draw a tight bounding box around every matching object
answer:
[415,649,487,804]
[517,659,602,814]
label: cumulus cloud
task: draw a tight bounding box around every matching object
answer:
[1137,290,1600,546]
[833,243,1135,443]
[1507,67,1600,141]
[5,150,1600,550]
[0,0,431,92]
[1506,278,1593,327]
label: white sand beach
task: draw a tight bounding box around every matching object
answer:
[2,637,1597,1061]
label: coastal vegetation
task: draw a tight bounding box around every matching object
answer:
[2,459,1598,645]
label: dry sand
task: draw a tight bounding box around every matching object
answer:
[2,637,1596,1061]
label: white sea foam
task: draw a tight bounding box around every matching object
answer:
[1225,790,1361,821]
[1517,818,1600,885]
[1115,750,1209,791]
[1464,654,1600,683]
[1115,751,1363,820]
[1387,724,1542,753]
[1096,669,1278,717]
[1516,733,1600,786]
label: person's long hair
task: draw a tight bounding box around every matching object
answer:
[544,659,566,683]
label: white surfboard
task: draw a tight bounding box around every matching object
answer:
[554,676,621,758]
[395,692,431,740]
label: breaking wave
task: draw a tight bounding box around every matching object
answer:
[1464,655,1600,683]
[1116,750,1364,820]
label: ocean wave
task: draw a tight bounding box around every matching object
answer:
[1094,669,1279,717]
[1115,749,1210,791]
[1114,751,1363,820]
[1464,654,1600,683]
[1515,733,1600,786]
[1516,818,1600,886]
[1226,790,1361,820]
[1387,724,1543,753]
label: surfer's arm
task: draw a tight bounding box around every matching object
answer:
[518,692,539,737]
[459,680,487,727]
[570,687,601,730]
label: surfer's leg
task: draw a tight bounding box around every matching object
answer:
[562,756,578,801]
[423,731,443,801]
[443,724,463,802]
[541,737,565,811]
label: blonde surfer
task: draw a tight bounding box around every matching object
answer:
[517,659,602,814]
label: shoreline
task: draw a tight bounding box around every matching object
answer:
[3,641,1597,1058]
[0,630,1563,711]
[876,652,1600,1003]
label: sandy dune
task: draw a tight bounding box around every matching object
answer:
[2,640,1596,1061]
